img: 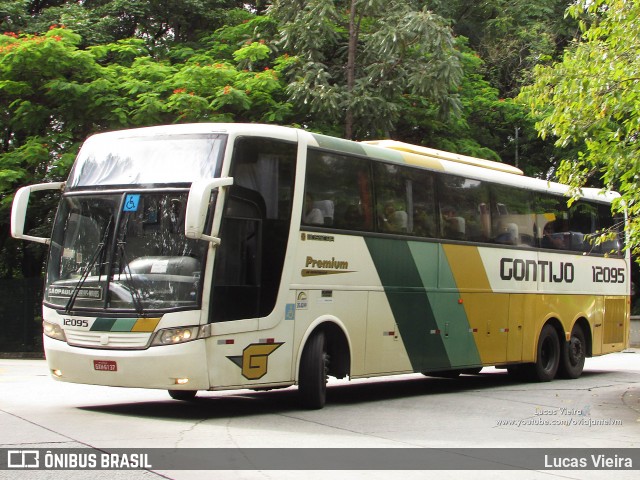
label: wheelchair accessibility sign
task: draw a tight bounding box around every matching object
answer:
[123,194,140,212]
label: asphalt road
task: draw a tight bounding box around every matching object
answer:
[1,350,639,480]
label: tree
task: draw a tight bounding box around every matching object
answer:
[394,37,557,173]
[519,0,640,251]
[0,20,291,278]
[0,28,94,277]
[269,0,462,140]
[1,0,248,48]
[426,0,579,98]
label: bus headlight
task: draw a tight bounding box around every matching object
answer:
[151,326,202,346]
[43,320,66,342]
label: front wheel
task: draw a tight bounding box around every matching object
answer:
[298,331,328,409]
[558,325,586,379]
[168,390,197,401]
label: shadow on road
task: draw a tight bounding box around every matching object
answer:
[78,369,614,421]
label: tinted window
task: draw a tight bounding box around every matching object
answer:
[374,163,437,236]
[438,175,490,242]
[210,137,297,322]
[535,193,621,255]
[304,149,373,231]
[303,147,620,256]
[491,185,535,246]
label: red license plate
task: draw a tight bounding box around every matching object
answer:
[93,360,117,372]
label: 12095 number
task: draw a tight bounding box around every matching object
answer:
[62,318,89,327]
[592,266,625,284]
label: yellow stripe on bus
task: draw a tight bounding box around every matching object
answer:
[131,317,162,332]
[442,244,511,364]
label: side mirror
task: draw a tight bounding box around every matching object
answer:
[11,182,65,244]
[185,177,234,244]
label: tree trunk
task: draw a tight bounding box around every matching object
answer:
[345,0,359,139]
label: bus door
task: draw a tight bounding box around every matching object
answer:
[209,137,297,323]
[207,137,297,387]
[209,185,266,321]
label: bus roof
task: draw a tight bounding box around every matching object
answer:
[362,140,524,176]
[80,123,618,205]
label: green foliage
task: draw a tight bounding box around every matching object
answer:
[394,38,553,172]
[4,0,245,48]
[427,0,578,97]
[0,23,291,278]
[519,0,640,252]
[269,0,463,139]
[233,41,271,69]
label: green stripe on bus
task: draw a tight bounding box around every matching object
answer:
[111,318,138,332]
[409,242,483,367]
[311,133,407,164]
[311,133,369,156]
[365,237,451,371]
[91,318,139,332]
[91,318,116,331]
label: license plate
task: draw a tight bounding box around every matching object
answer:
[93,360,117,372]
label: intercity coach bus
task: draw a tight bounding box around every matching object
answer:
[11,123,630,409]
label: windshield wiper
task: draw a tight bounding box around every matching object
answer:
[116,240,145,315]
[64,216,113,313]
[111,212,145,314]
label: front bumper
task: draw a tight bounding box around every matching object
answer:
[43,335,210,390]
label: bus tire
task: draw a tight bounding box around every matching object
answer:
[528,324,560,382]
[168,390,197,401]
[558,325,586,379]
[298,331,328,409]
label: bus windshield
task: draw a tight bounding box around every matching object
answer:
[67,133,226,188]
[45,192,208,313]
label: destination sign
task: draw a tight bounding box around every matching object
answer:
[47,286,103,300]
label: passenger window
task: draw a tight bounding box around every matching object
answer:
[304,149,373,231]
[535,194,572,251]
[375,163,408,233]
[373,163,437,237]
[438,175,490,241]
[570,202,622,255]
[491,185,535,246]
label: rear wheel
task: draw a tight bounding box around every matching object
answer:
[527,324,560,381]
[558,324,586,379]
[168,390,197,401]
[299,331,329,409]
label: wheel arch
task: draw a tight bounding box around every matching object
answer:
[296,316,352,382]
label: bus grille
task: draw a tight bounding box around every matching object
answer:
[65,330,152,349]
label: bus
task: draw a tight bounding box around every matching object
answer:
[11,123,630,409]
